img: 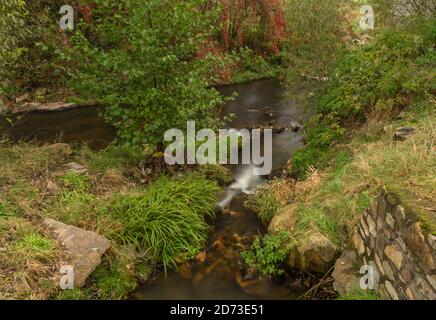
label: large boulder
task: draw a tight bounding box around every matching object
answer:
[288,232,338,273]
[43,218,111,288]
[268,204,299,235]
[332,250,361,296]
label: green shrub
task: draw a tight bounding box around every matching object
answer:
[0,0,66,93]
[282,0,347,92]
[317,24,434,120]
[241,232,292,278]
[292,19,435,175]
[111,173,219,271]
[63,0,227,148]
[291,113,345,174]
[231,47,277,83]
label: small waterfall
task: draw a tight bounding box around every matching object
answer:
[217,165,262,210]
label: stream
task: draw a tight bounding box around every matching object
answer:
[0,79,309,300]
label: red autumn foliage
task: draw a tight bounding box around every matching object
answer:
[211,0,286,53]
[80,5,92,23]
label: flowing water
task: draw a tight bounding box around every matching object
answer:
[0,79,309,300]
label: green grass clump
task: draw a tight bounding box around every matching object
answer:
[0,199,19,219]
[79,145,145,174]
[296,205,343,246]
[245,179,293,225]
[112,173,220,272]
[58,288,93,300]
[337,289,379,300]
[60,172,91,192]
[13,233,55,263]
[92,264,137,300]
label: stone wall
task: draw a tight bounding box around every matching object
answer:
[352,189,436,300]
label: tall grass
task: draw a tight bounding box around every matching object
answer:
[112,173,219,272]
[245,179,294,225]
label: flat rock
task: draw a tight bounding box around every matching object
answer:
[43,218,110,288]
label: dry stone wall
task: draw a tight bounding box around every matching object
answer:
[352,190,436,300]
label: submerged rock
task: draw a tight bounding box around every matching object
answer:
[268,204,299,235]
[332,250,360,296]
[235,271,275,297]
[43,218,110,288]
[196,251,207,264]
[288,232,338,273]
